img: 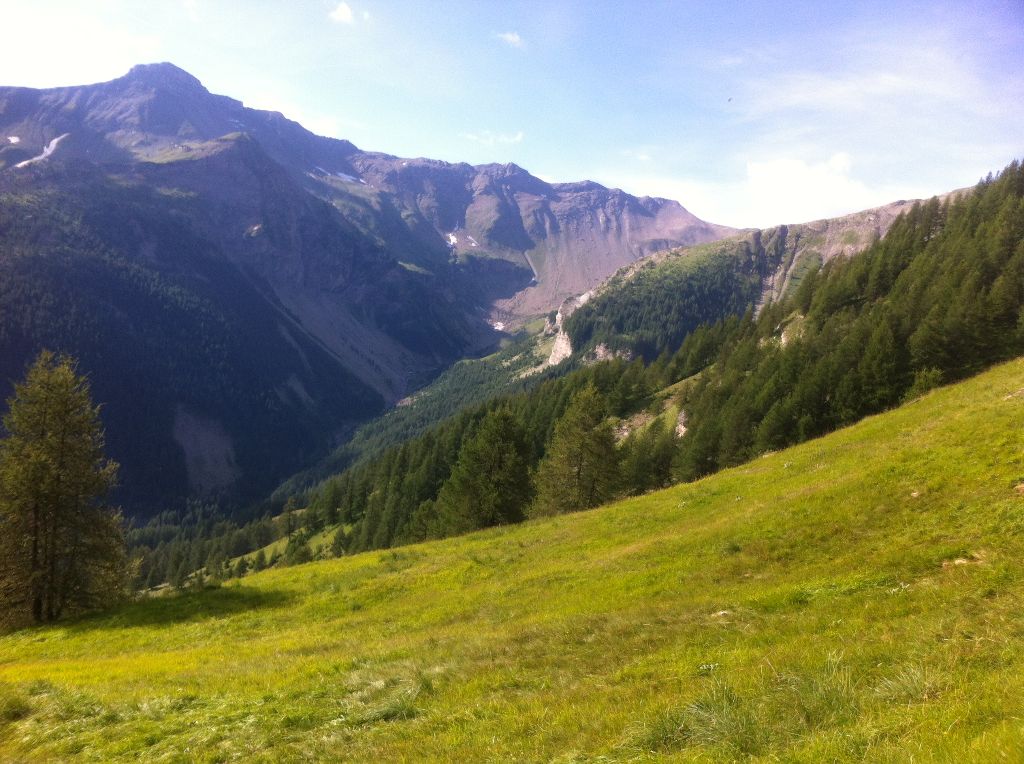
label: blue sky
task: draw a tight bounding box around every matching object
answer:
[1,0,1021,227]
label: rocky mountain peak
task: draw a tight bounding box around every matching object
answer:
[121,62,208,94]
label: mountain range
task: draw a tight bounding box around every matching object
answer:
[0,63,734,511]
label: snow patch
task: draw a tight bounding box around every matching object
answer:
[314,165,363,183]
[14,132,70,168]
[6,136,20,144]
[467,235,479,247]
[447,233,458,247]
[492,321,505,332]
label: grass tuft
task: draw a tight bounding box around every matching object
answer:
[0,684,31,724]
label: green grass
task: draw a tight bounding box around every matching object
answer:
[3,360,1024,761]
[236,525,340,567]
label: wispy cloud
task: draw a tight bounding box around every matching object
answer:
[461,130,524,147]
[735,37,1000,123]
[496,31,524,49]
[329,2,354,24]
[621,147,655,163]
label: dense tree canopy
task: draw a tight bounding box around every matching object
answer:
[421,408,533,536]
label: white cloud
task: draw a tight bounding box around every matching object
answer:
[243,92,352,138]
[182,0,200,23]
[621,147,655,163]
[460,130,524,147]
[496,31,524,49]
[329,2,354,24]
[602,153,935,229]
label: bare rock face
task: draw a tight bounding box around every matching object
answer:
[348,155,736,325]
[752,200,914,312]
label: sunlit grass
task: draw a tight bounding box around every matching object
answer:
[2,359,1024,760]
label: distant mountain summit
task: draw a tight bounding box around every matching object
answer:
[1,62,733,323]
[0,63,733,511]
[347,155,734,321]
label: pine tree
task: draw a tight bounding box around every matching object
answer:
[531,385,619,516]
[0,351,128,628]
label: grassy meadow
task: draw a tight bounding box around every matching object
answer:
[2,359,1024,761]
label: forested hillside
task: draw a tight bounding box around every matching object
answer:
[674,165,1023,478]
[131,160,1024,586]
[564,198,912,359]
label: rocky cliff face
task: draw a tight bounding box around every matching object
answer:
[349,155,735,323]
[557,197,928,361]
[750,200,915,312]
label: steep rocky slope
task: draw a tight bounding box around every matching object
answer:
[349,155,734,322]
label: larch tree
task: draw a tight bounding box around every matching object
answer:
[433,407,532,535]
[0,351,128,628]
[530,385,619,517]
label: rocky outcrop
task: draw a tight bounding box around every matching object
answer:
[752,200,914,313]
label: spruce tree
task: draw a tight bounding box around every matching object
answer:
[0,351,127,628]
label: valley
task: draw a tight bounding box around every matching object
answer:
[0,9,1021,758]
